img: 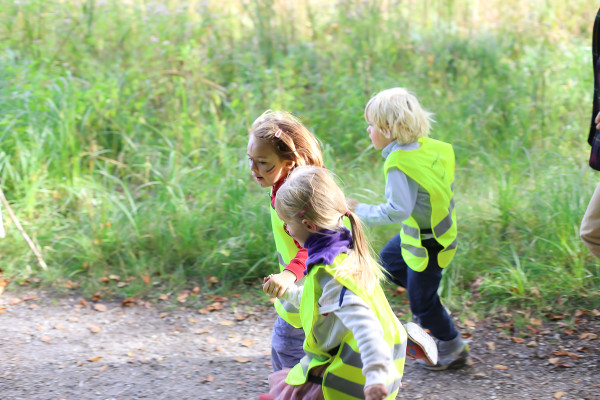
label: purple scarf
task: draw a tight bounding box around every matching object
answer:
[304,227,353,274]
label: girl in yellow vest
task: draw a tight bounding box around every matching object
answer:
[261,166,407,400]
[247,110,324,372]
[347,87,470,370]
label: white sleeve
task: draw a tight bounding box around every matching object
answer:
[281,283,303,307]
[354,168,417,227]
[319,279,391,387]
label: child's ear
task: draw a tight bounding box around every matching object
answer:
[302,219,318,232]
[283,159,295,170]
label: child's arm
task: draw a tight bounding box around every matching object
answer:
[262,270,296,298]
[350,169,417,227]
[318,278,392,392]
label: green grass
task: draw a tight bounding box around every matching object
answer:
[0,0,598,316]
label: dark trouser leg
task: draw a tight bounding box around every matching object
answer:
[379,235,458,342]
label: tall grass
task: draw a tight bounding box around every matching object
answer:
[0,0,598,313]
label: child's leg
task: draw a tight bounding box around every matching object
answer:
[271,316,305,371]
[379,234,409,287]
[405,239,457,341]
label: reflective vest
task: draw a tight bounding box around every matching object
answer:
[286,254,406,399]
[384,137,457,272]
[270,200,303,328]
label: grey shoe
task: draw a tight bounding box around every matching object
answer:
[404,322,438,365]
[420,334,470,371]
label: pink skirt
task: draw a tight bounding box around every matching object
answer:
[260,368,324,400]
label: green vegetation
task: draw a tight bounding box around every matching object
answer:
[0,0,598,314]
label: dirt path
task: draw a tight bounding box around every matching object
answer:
[1,290,599,400]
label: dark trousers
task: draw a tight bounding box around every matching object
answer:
[380,234,458,342]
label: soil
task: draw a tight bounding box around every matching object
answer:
[1,289,599,400]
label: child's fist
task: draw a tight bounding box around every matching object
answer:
[364,384,388,400]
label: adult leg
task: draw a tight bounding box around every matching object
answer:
[581,180,600,260]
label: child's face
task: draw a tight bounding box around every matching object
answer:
[277,213,315,247]
[366,119,394,150]
[247,135,294,188]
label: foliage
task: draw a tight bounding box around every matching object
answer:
[0,0,598,314]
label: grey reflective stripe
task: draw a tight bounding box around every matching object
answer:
[402,224,420,240]
[451,182,454,192]
[339,343,362,368]
[324,373,364,398]
[277,299,299,313]
[277,251,288,267]
[442,237,458,252]
[387,377,403,396]
[300,355,312,375]
[433,197,455,238]
[393,342,406,360]
[401,243,427,258]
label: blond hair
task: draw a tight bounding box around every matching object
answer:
[250,110,324,168]
[275,166,384,291]
[364,87,434,144]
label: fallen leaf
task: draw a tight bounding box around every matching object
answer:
[99,365,108,373]
[557,362,574,368]
[592,309,600,317]
[511,337,524,344]
[177,292,188,303]
[464,319,476,327]
[236,381,246,385]
[198,303,223,313]
[206,336,218,344]
[551,350,568,356]
[87,356,103,362]
[89,325,101,334]
[529,318,542,326]
[526,340,538,348]
[202,375,215,383]
[234,357,251,363]
[99,276,109,283]
[121,298,137,307]
[159,312,169,318]
[141,274,151,285]
[10,298,22,306]
[194,329,210,334]
[29,304,38,310]
[554,392,564,399]
[215,346,223,351]
[188,318,198,324]
[549,358,559,365]
[208,295,228,302]
[241,339,255,347]
[94,304,107,312]
[54,325,65,331]
[41,336,51,343]
[486,342,495,351]
[109,274,120,281]
[219,320,234,326]
[117,282,128,288]
[234,313,248,321]
[91,293,103,301]
[567,352,581,359]
[493,364,508,370]
[159,294,169,301]
[79,298,88,307]
[579,332,598,340]
[192,286,200,295]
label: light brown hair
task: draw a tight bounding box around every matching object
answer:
[250,110,324,168]
[275,166,384,291]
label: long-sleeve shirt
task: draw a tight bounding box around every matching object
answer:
[282,270,392,387]
[355,141,432,233]
[271,178,307,281]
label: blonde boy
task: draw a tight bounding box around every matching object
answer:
[348,88,470,370]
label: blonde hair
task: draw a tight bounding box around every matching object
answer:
[275,166,384,291]
[250,110,324,168]
[364,87,434,144]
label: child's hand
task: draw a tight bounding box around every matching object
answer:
[263,270,296,298]
[596,112,600,130]
[347,198,358,212]
[364,384,388,400]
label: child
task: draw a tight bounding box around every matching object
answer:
[263,166,406,400]
[347,87,470,370]
[247,110,324,372]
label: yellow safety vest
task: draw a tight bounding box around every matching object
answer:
[384,137,458,272]
[286,254,406,400]
[270,199,303,328]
